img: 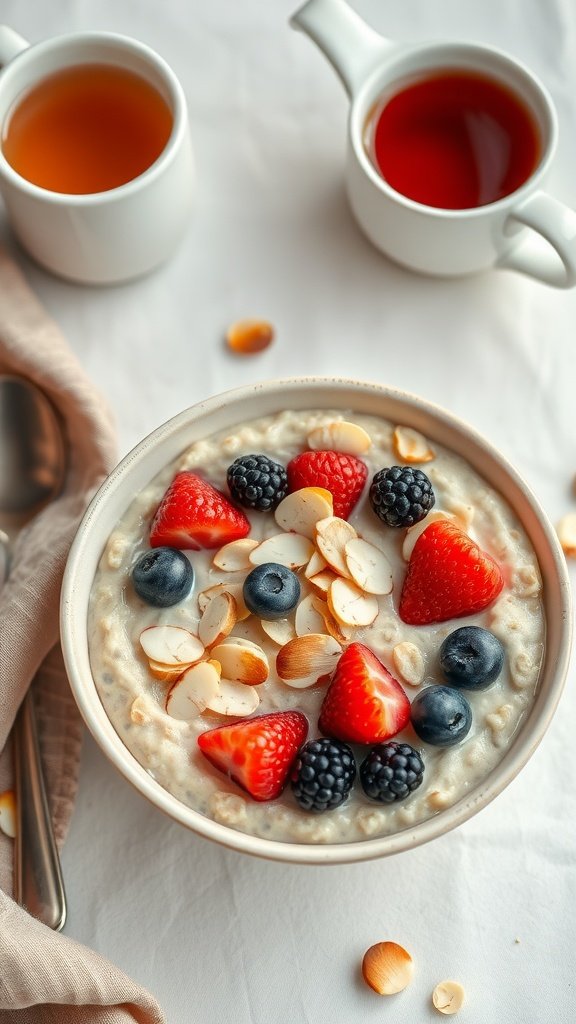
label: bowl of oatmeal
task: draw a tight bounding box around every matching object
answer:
[60,378,571,864]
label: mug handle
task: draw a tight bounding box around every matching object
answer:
[0,26,29,68]
[499,191,576,288]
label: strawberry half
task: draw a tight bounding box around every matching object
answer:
[150,471,250,550]
[197,710,308,801]
[399,519,504,626]
[319,643,410,745]
[287,450,367,520]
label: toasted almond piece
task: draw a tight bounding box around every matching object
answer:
[276,632,341,687]
[206,658,223,676]
[305,549,328,578]
[307,420,372,455]
[557,513,576,557]
[308,568,339,596]
[295,593,329,636]
[148,659,186,683]
[139,625,205,667]
[392,641,425,687]
[198,582,250,620]
[344,537,393,595]
[226,319,274,355]
[393,425,435,464]
[0,790,16,839]
[198,591,238,648]
[249,532,314,569]
[210,638,269,685]
[315,516,357,577]
[321,604,354,645]
[328,577,379,627]
[165,661,220,720]
[274,487,333,539]
[402,511,454,561]
[362,942,414,995]
[213,537,259,571]
[260,617,296,646]
[432,980,466,1015]
[206,679,260,717]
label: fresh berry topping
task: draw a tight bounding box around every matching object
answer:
[440,626,505,691]
[197,710,308,801]
[410,685,472,747]
[226,454,288,512]
[399,520,504,625]
[318,642,411,745]
[150,472,250,550]
[131,547,194,607]
[287,450,368,520]
[360,741,425,803]
[243,562,301,620]
[369,465,435,528]
[291,738,356,812]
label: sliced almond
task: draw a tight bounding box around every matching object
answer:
[148,659,186,683]
[274,487,333,539]
[165,661,220,720]
[276,632,341,687]
[295,593,329,636]
[315,516,357,577]
[432,980,466,1015]
[139,625,205,667]
[304,549,328,578]
[557,513,576,557]
[260,617,297,646]
[213,537,259,571]
[308,567,339,597]
[206,679,260,717]
[362,941,414,995]
[198,591,238,648]
[198,582,250,621]
[248,532,314,569]
[320,603,354,645]
[392,641,425,687]
[402,511,454,561]
[393,425,435,464]
[307,420,372,455]
[210,638,269,685]
[0,790,16,839]
[344,537,393,595]
[328,577,379,627]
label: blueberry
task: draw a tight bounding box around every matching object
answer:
[410,685,472,747]
[440,626,504,691]
[131,547,194,607]
[243,562,300,620]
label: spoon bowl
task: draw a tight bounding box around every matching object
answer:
[0,375,66,519]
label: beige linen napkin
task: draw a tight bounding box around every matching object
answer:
[0,247,165,1024]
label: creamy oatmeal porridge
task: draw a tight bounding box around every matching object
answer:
[88,409,545,845]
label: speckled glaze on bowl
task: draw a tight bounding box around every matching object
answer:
[60,378,572,865]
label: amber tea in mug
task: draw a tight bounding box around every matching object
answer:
[1,63,173,194]
[364,69,542,210]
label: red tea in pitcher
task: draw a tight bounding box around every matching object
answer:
[365,70,541,210]
[1,63,173,194]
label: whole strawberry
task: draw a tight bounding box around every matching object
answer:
[150,471,250,550]
[319,643,411,745]
[198,711,308,801]
[399,519,504,625]
[287,450,367,520]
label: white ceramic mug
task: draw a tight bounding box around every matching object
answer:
[0,27,193,284]
[291,0,576,287]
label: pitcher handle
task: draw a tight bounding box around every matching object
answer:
[0,26,29,68]
[290,0,396,97]
[499,191,576,288]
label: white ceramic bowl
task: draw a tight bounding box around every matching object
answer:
[61,378,572,864]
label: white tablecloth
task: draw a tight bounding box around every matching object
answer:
[2,1,575,1021]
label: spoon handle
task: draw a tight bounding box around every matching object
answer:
[13,689,67,931]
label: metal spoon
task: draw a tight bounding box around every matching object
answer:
[0,375,67,931]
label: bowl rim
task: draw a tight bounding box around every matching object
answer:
[60,376,573,865]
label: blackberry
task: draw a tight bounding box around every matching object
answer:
[291,738,356,813]
[226,454,288,512]
[360,742,425,804]
[369,465,435,528]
